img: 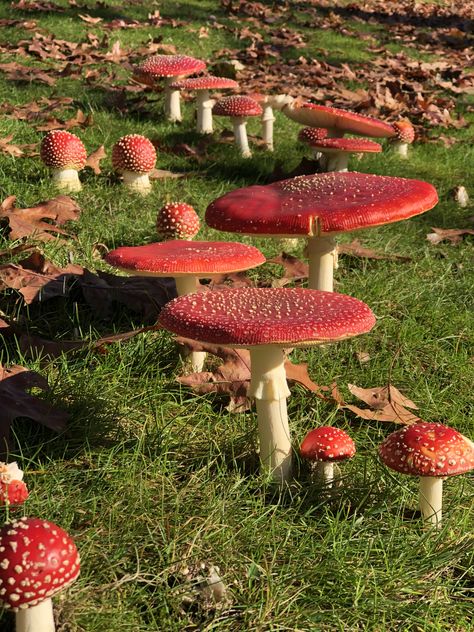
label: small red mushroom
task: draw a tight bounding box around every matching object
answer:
[300,426,356,486]
[40,130,87,192]
[156,202,200,240]
[111,134,157,195]
[213,96,263,158]
[0,462,28,506]
[299,135,382,172]
[391,120,415,158]
[0,517,80,630]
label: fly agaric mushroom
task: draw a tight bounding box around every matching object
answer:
[105,241,265,371]
[299,135,382,172]
[158,287,375,482]
[300,426,356,486]
[0,517,80,631]
[40,130,87,192]
[391,120,415,158]
[250,93,295,151]
[213,96,263,157]
[169,76,239,134]
[156,202,200,240]
[206,172,438,292]
[0,462,28,506]
[111,134,157,195]
[379,423,474,527]
[135,54,206,122]
[283,101,396,139]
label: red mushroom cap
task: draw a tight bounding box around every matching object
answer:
[105,241,265,276]
[379,423,474,477]
[392,120,415,144]
[40,130,87,170]
[299,137,382,154]
[112,135,157,174]
[158,287,376,347]
[206,172,438,236]
[213,96,263,118]
[285,103,395,138]
[137,54,206,79]
[169,76,239,91]
[298,127,329,144]
[156,202,200,240]
[0,480,29,506]
[300,426,356,462]
[0,517,80,611]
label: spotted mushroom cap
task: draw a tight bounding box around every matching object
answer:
[206,172,438,237]
[299,136,382,154]
[40,130,87,170]
[0,481,29,506]
[158,287,376,347]
[0,517,80,611]
[156,202,200,240]
[105,241,265,276]
[298,127,329,144]
[136,54,206,79]
[392,120,415,144]
[112,135,157,174]
[169,76,239,91]
[300,426,356,462]
[379,423,474,477]
[284,103,395,138]
[213,96,263,118]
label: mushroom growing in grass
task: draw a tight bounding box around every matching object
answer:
[0,461,28,506]
[105,241,265,371]
[213,95,263,158]
[206,172,438,292]
[40,130,87,192]
[391,120,415,158]
[250,93,295,151]
[135,54,206,122]
[0,517,80,632]
[156,202,200,240]
[299,133,382,172]
[379,423,474,527]
[168,76,239,134]
[300,426,356,487]
[158,287,376,482]
[112,134,157,195]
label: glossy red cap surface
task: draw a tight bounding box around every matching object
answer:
[40,130,87,170]
[284,103,395,138]
[379,423,474,477]
[392,120,415,144]
[298,127,329,143]
[156,202,200,240]
[300,137,382,154]
[137,54,206,78]
[206,172,438,236]
[169,76,238,90]
[105,241,265,275]
[300,426,356,461]
[158,287,376,346]
[0,517,80,611]
[112,135,157,173]
[0,480,28,506]
[213,95,263,117]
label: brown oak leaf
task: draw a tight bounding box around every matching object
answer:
[341,384,421,425]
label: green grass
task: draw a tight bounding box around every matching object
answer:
[0,1,473,630]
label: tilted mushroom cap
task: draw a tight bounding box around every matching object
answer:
[136,54,206,79]
[299,137,382,154]
[298,127,329,144]
[40,130,87,170]
[206,172,438,237]
[0,517,80,611]
[300,426,356,461]
[284,103,395,138]
[213,95,263,118]
[105,241,265,276]
[156,202,200,240]
[392,120,415,144]
[169,76,239,91]
[158,287,376,347]
[112,135,157,174]
[379,423,474,477]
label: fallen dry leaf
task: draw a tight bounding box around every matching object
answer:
[149,168,187,180]
[85,145,106,174]
[268,253,308,286]
[338,239,412,262]
[427,227,474,245]
[341,384,421,425]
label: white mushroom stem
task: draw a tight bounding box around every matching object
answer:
[121,171,152,195]
[196,90,215,134]
[232,117,251,158]
[164,77,182,122]
[325,152,350,173]
[249,345,292,483]
[174,275,206,372]
[16,598,55,632]
[307,235,337,291]
[393,141,409,158]
[52,168,82,192]
[419,476,443,527]
[261,104,275,151]
[316,461,335,486]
